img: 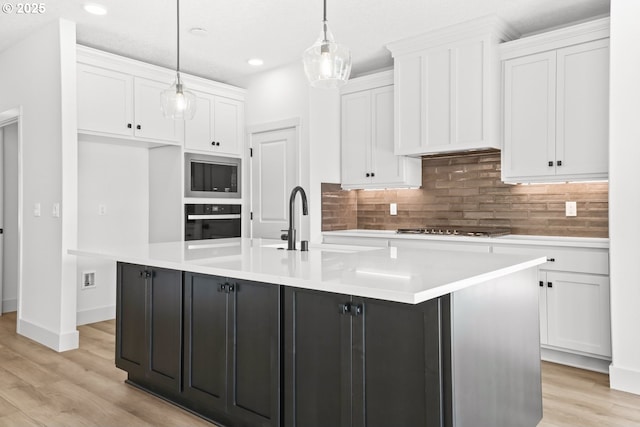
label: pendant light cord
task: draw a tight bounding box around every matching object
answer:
[322,0,328,42]
[176,0,181,78]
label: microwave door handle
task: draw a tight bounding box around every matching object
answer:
[187,214,242,220]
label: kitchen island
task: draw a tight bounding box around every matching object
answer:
[70,238,547,427]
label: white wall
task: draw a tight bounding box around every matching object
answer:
[245,62,341,242]
[76,141,149,325]
[608,0,640,395]
[2,123,19,313]
[0,20,79,351]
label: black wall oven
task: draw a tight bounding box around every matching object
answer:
[185,204,241,241]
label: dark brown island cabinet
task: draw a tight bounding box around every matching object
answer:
[116,262,542,427]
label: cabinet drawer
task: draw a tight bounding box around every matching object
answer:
[492,245,608,275]
[389,238,491,253]
[323,235,389,247]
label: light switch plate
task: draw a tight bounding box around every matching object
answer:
[565,201,577,217]
[33,203,41,217]
[390,203,397,216]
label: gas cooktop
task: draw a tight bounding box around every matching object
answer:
[396,227,511,237]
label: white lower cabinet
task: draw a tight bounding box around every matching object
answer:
[492,243,611,362]
[323,231,611,370]
[540,271,611,357]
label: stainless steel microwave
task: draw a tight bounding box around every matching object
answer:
[185,154,241,199]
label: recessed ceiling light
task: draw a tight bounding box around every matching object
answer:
[189,27,208,36]
[84,3,107,15]
[248,58,264,67]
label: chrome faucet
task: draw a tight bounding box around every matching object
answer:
[288,186,308,250]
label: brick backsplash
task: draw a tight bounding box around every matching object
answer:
[321,151,609,238]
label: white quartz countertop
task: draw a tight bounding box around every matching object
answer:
[323,229,609,249]
[69,238,547,304]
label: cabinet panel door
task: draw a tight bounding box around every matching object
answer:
[354,297,442,427]
[183,273,229,414]
[134,77,183,143]
[77,64,134,136]
[395,54,424,154]
[546,272,611,357]
[425,48,452,148]
[184,93,214,152]
[213,97,243,156]
[229,279,280,427]
[147,267,182,392]
[116,263,146,376]
[454,40,484,145]
[503,51,556,180]
[284,288,351,427]
[341,90,372,186]
[555,39,609,179]
[371,86,406,185]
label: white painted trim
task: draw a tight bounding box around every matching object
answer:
[17,317,79,352]
[500,17,610,60]
[541,347,611,374]
[610,365,640,395]
[340,70,393,95]
[76,304,115,326]
[246,117,301,135]
[2,298,17,313]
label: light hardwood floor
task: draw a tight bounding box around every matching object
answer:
[0,312,638,426]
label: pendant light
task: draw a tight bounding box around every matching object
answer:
[161,0,196,120]
[302,0,352,89]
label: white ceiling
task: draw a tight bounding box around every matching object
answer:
[0,0,609,88]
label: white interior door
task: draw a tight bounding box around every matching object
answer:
[250,126,298,239]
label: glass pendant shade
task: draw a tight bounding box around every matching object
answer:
[161,76,196,120]
[303,22,352,89]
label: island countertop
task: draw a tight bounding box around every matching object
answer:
[69,238,547,304]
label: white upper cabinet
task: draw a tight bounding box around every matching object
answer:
[76,46,245,149]
[340,71,421,190]
[387,16,516,156]
[77,63,183,145]
[501,18,610,183]
[77,64,134,137]
[184,92,244,157]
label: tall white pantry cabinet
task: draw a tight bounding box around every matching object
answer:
[501,18,610,183]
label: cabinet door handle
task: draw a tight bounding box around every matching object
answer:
[547,257,555,262]
[557,160,562,166]
[227,283,235,293]
[365,173,370,177]
[136,124,141,130]
[218,283,227,293]
[139,270,151,279]
[539,280,544,287]
[127,123,132,129]
[216,142,220,146]
[547,282,553,288]
[339,303,351,315]
[371,172,375,178]
[350,304,363,316]
[548,161,553,167]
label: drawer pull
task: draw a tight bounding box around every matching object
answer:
[547,257,555,262]
[539,281,544,287]
[547,282,553,288]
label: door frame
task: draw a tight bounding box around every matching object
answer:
[246,118,302,239]
[0,107,23,319]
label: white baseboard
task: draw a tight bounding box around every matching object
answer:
[17,317,79,352]
[76,305,115,326]
[541,347,611,374]
[2,298,17,313]
[610,365,640,395]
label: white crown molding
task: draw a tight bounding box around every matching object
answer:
[341,69,394,94]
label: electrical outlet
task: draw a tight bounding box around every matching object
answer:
[390,203,397,216]
[565,201,577,217]
[82,271,96,289]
